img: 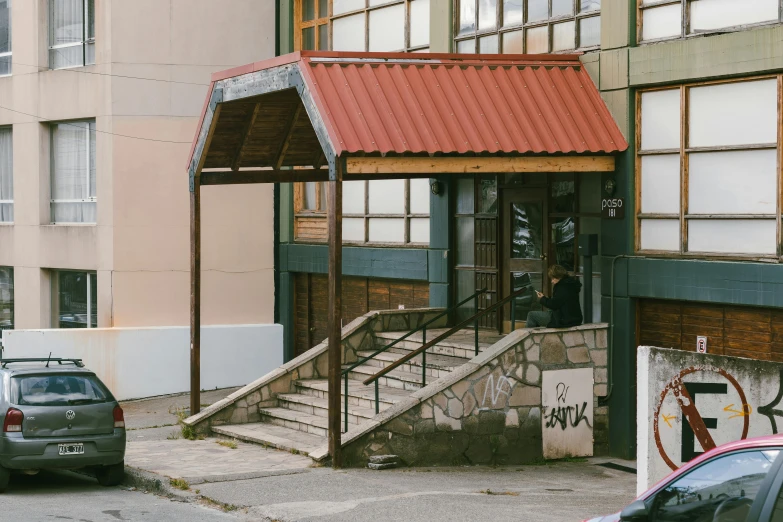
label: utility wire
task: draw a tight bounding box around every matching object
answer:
[0,104,193,144]
[10,60,212,86]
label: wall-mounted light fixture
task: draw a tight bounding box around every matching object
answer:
[430,180,442,195]
[604,178,616,196]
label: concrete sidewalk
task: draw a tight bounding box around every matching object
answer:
[122,390,637,521]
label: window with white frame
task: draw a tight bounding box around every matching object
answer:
[294,179,431,244]
[0,0,11,76]
[0,127,11,222]
[639,0,782,42]
[51,120,96,224]
[52,270,96,328]
[330,0,430,52]
[455,0,600,54]
[49,0,94,69]
[637,78,781,257]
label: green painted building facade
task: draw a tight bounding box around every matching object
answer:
[274,0,783,459]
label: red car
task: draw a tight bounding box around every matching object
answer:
[586,435,783,522]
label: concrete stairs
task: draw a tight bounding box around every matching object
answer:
[212,330,495,458]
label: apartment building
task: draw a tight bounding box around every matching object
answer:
[272,0,783,459]
[0,0,279,397]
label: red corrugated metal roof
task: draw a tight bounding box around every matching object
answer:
[298,52,626,156]
[189,52,627,169]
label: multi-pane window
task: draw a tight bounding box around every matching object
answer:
[331,0,430,52]
[0,0,11,76]
[455,0,600,54]
[343,179,430,244]
[294,179,431,245]
[0,127,11,222]
[53,270,97,329]
[51,121,96,224]
[637,77,782,257]
[49,0,95,70]
[639,0,783,42]
[0,267,12,341]
[297,0,330,51]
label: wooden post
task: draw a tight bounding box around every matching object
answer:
[327,161,343,468]
[190,174,201,417]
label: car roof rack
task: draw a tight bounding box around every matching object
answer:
[0,358,85,369]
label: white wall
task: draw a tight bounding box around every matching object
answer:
[2,325,283,401]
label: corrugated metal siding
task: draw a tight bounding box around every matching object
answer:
[304,57,627,156]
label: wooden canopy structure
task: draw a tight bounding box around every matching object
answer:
[186,50,627,467]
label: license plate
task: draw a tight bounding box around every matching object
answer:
[58,443,84,456]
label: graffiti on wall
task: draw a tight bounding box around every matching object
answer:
[639,347,783,493]
[542,368,594,459]
[480,372,517,408]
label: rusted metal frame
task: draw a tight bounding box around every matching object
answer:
[201,169,329,185]
[230,103,262,172]
[362,286,528,386]
[274,104,304,170]
[327,157,343,468]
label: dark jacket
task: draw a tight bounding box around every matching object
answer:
[539,276,583,328]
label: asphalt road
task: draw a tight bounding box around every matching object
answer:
[1,469,237,522]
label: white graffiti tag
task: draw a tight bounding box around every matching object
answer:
[481,372,516,408]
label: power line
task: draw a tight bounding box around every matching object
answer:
[10,60,212,87]
[0,104,193,144]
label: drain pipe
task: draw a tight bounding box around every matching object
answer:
[600,254,632,406]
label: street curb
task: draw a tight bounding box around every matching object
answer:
[122,466,198,502]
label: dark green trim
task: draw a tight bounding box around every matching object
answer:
[604,295,637,460]
[280,183,294,244]
[278,0,294,55]
[430,177,449,250]
[428,250,448,284]
[429,283,449,308]
[280,272,295,362]
[628,258,783,308]
[281,243,429,280]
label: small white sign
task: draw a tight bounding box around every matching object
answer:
[541,368,594,459]
[398,304,405,310]
[696,336,708,354]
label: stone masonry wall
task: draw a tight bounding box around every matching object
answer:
[184,308,447,434]
[341,324,609,467]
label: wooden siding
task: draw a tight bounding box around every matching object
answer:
[294,274,430,357]
[638,300,783,362]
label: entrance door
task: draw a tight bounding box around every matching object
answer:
[502,189,547,331]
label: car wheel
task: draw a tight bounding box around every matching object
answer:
[0,465,10,493]
[96,461,124,487]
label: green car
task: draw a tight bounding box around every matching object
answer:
[0,357,126,492]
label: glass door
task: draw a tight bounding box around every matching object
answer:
[503,189,547,332]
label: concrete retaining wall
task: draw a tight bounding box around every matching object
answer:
[340,324,609,467]
[2,325,283,400]
[183,308,447,447]
[638,346,783,494]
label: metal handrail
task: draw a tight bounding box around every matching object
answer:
[361,286,528,406]
[340,288,488,432]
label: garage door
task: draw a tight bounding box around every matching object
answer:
[294,275,430,357]
[638,300,783,362]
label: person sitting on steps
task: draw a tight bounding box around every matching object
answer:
[525,264,583,329]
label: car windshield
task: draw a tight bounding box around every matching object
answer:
[12,374,111,406]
